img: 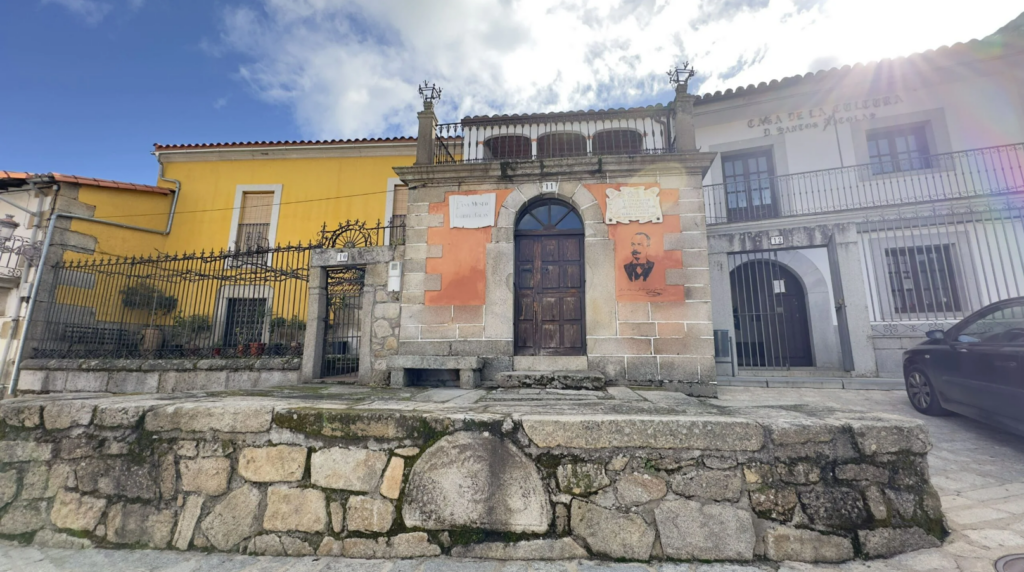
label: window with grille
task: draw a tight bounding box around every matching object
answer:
[884,244,961,315]
[236,192,273,251]
[867,125,931,175]
[592,129,643,156]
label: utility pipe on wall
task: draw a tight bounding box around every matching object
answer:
[7,176,181,395]
[0,187,48,389]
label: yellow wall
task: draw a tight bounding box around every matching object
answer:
[72,185,173,257]
[72,152,414,258]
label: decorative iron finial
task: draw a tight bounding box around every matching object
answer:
[667,63,695,87]
[418,81,442,104]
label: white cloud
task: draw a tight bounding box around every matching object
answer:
[213,0,1023,140]
[41,0,112,25]
[214,96,229,110]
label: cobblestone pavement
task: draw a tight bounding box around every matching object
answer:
[3,386,1024,572]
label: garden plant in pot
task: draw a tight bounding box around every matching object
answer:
[171,314,212,357]
[120,282,178,355]
[270,316,306,356]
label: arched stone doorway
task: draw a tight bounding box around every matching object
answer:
[513,198,586,356]
[730,259,813,368]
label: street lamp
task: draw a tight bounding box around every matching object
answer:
[0,214,19,241]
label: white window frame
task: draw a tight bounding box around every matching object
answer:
[229,184,282,251]
[213,285,275,346]
[384,177,403,245]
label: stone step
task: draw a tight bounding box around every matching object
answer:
[495,370,606,390]
[736,368,853,378]
[513,356,588,371]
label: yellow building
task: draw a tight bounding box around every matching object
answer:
[72,137,417,257]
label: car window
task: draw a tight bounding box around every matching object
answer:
[957,302,1024,344]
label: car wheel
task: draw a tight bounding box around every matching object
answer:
[905,367,950,416]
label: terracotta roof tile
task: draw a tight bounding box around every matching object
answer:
[693,11,1024,105]
[50,173,171,195]
[0,171,171,195]
[153,136,418,152]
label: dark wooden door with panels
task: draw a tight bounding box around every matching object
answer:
[514,199,586,356]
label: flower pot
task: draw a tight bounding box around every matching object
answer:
[290,341,302,356]
[212,347,222,357]
[250,342,266,357]
[237,343,249,357]
[140,327,164,355]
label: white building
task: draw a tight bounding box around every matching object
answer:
[694,12,1024,377]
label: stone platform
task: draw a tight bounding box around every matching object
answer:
[495,370,606,390]
[0,385,945,564]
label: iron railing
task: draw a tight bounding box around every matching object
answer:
[704,143,1024,224]
[321,267,365,377]
[435,107,675,164]
[27,218,406,360]
[30,244,313,360]
[0,235,33,279]
[317,219,407,248]
[859,198,1024,335]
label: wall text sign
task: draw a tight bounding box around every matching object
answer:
[605,187,663,224]
[450,194,497,228]
[747,94,904,137]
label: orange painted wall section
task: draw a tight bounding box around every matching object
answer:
[588,184,686,303]
[425,189,513,306]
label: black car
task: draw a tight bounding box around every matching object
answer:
[902,296,1024,436]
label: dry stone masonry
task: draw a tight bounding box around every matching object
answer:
[0,388,945,564]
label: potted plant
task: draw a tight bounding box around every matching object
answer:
[120,283,178,354]
[172,314,211,357]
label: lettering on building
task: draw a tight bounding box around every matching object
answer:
[605,187,663,225]
[449,193,497,228]
[746,94,903,136]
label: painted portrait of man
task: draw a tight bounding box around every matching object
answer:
[624,232,655,282]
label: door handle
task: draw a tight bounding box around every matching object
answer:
[995,361,1017,368]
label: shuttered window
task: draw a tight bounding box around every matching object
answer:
[392,184,409,217]
[237,192,273,250]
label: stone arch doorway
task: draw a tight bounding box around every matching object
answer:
[730,258,813,368]
[513,198,586,356]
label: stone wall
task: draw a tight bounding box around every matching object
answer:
[0,394,944,563]
[393,155,721,395]
[17,358,301,394]
[304,246,403,385]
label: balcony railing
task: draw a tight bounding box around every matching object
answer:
[703,143,1024,225]
[434,107,675,164]
[0,235,33,279]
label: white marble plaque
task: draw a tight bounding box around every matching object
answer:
[449,194,497,228]
[605,186,663,224]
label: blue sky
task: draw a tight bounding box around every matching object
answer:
[2,0,1021,185]
[1,0,296,184]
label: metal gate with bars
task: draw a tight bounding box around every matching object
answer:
[859,198,1024,336]
[321,267,365,377]
[728,251,816,369]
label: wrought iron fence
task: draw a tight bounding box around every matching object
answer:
[704,143,1024,224]
[317,219,407,248]
[321,267,365,377]
[0,235,35,279]
[435,107,675,164]
[29,244,313,360]
[858,197,1024,335]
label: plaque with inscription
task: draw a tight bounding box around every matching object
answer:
[450,193,497,228]
[605,186,662,224]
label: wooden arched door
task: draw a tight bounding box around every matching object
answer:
[514,199,586,356]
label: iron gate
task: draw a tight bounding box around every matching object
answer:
[859,198,1024,335]
[728,250,815,369]
[321,267,365,377]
